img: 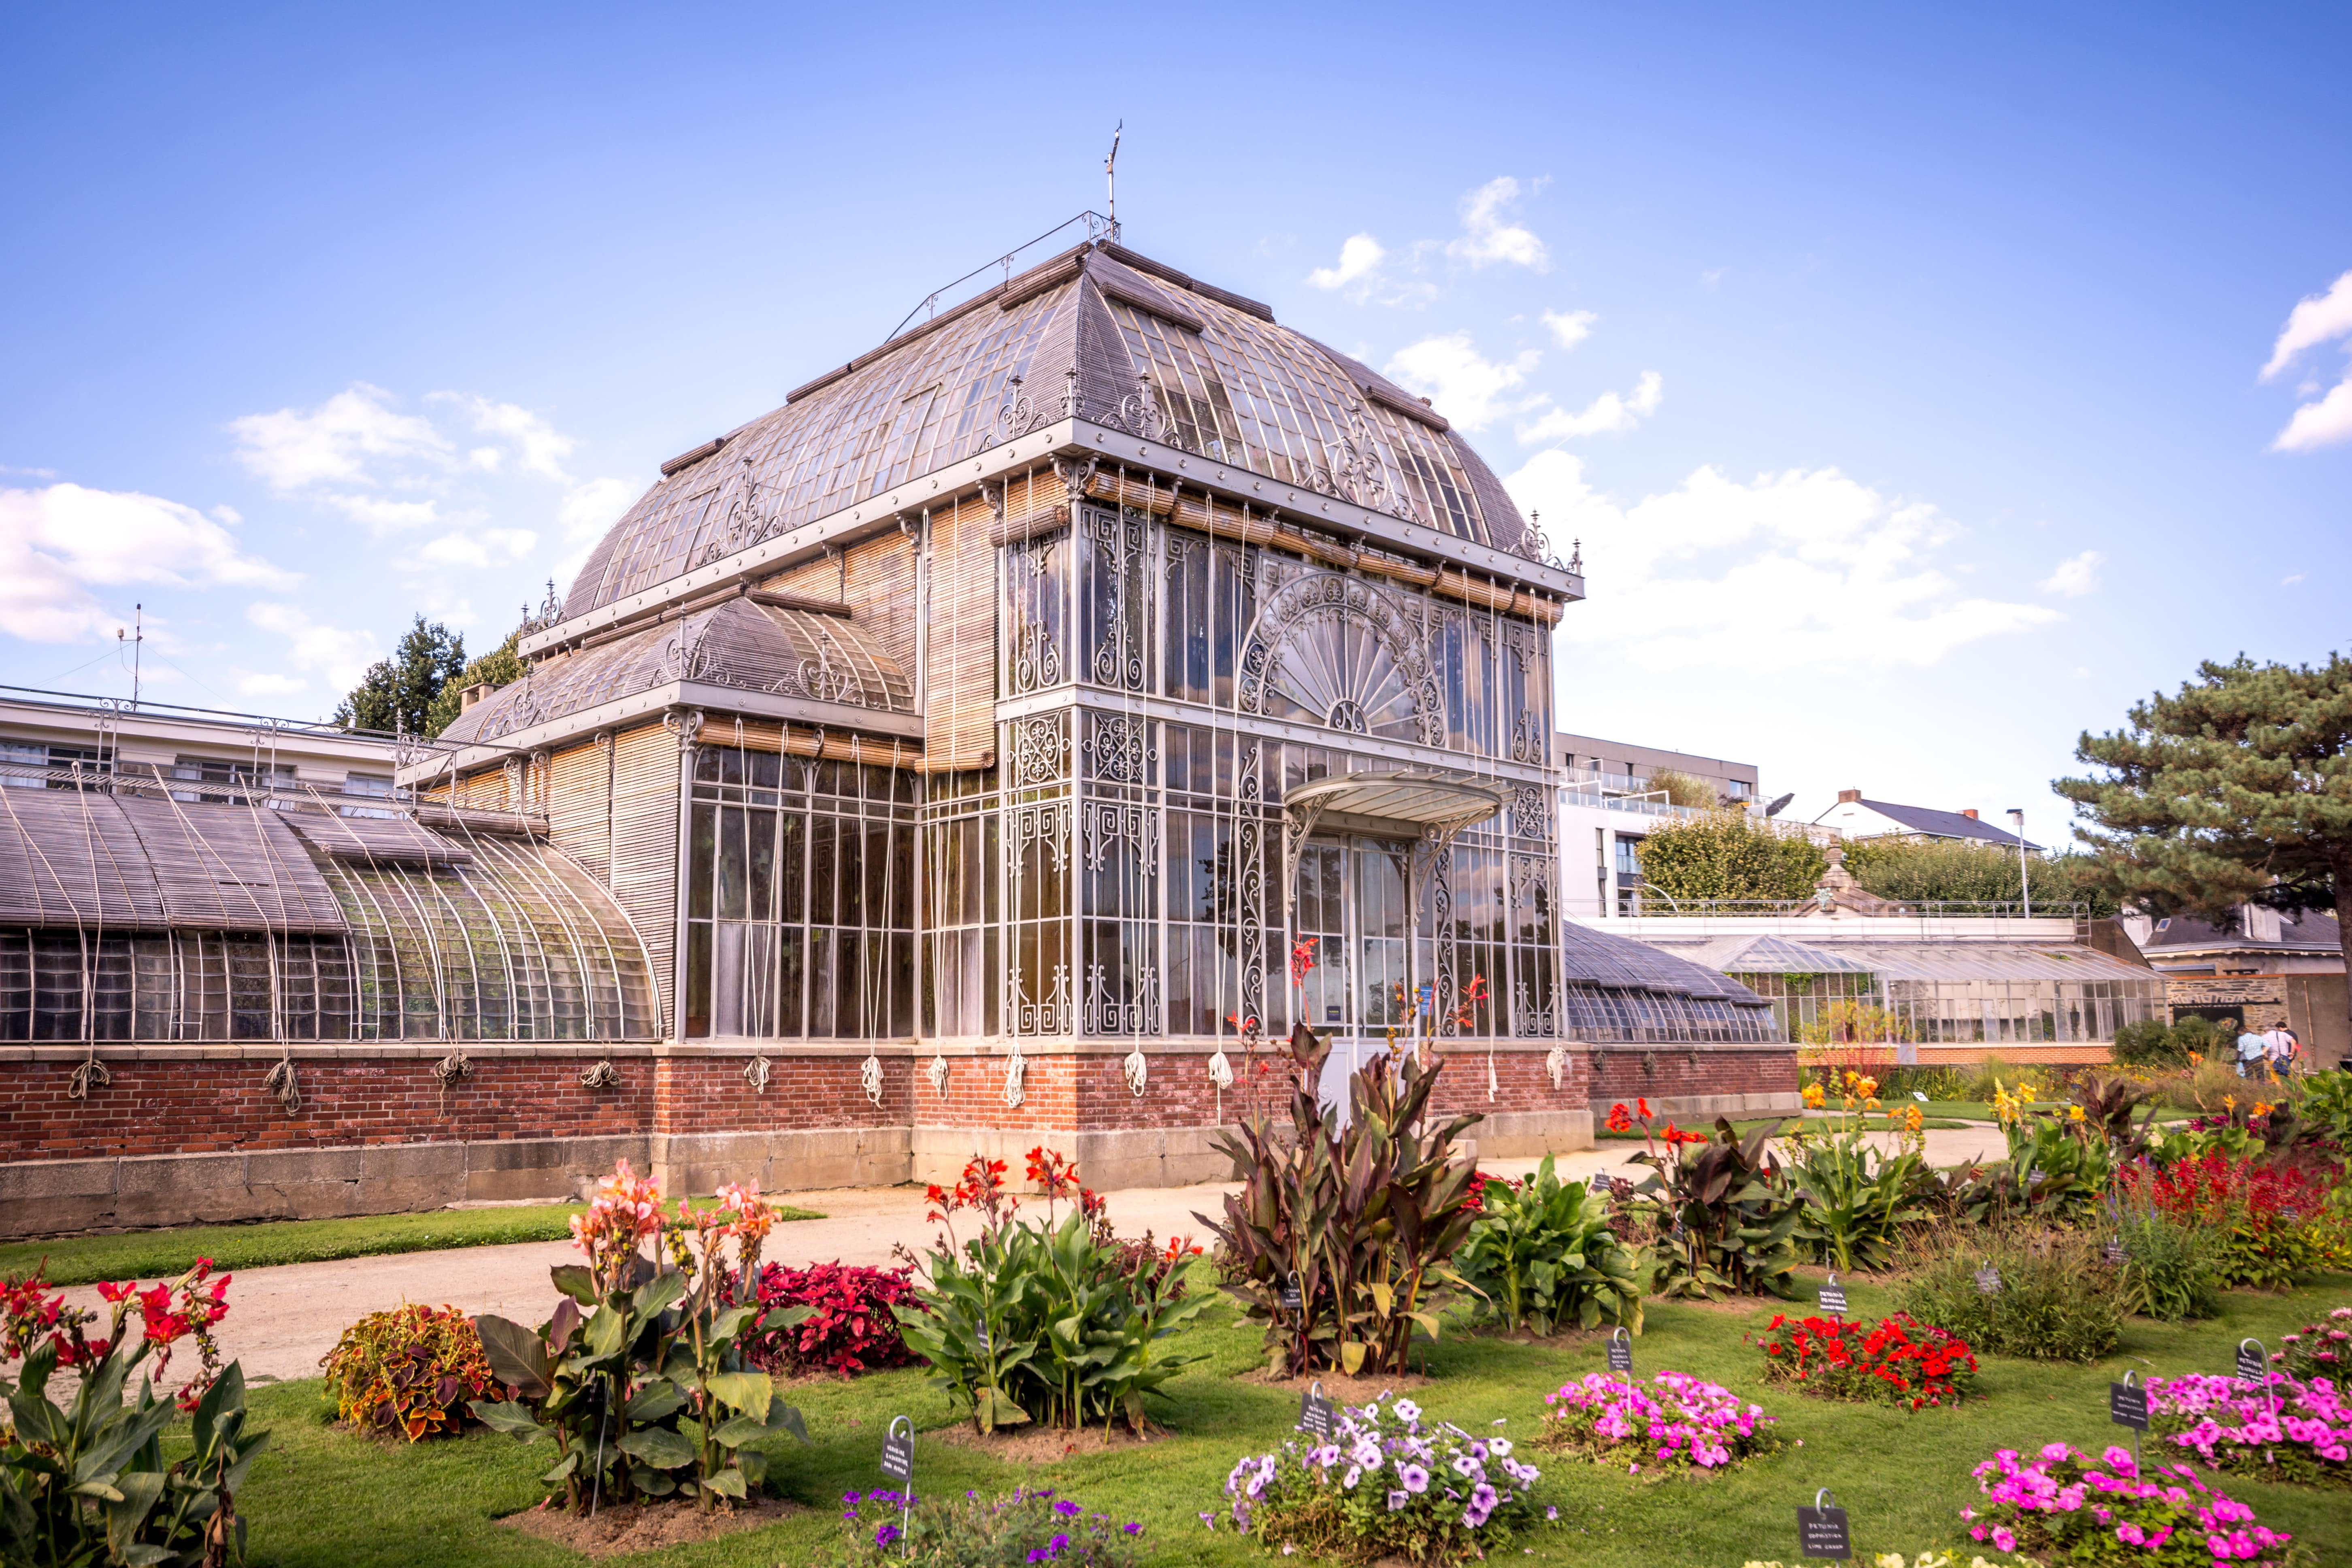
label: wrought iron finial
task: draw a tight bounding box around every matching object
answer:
[1059,365,1084,422]
[1568,536,1583,574]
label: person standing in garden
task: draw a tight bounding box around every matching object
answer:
[2237,1026,2270,1079]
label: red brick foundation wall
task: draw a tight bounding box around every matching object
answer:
[1584,1045,1800,1112]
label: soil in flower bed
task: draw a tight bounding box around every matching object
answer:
[495,1496,798,1557]
[1239,1367,1434,1404]
[927,1421,1170,1462]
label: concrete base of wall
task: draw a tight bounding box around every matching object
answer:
[1458,1107,1597,1159]
[0,1135,649,1240]
[650,1128,914,1199]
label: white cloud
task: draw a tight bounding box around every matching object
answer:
[1539,308,1596,350]
[2260,270,2352,379]
[229,383,449,491]
[1446,177,1547,270]
[434,394,578,482]
[1383,334,1541,432]
[408,529,537,570]
[1307,234,1386,291]
[558,476,637,540]
[1506,450,2060,672]
[2038,549,2104,597]
[1516,372,1663,443]
[2272,375,2352,451]
[320,493,443,533]
[2284,573,2307,585]
[235,672,307,699]
[0,483,294,643]
[245,602,379,691]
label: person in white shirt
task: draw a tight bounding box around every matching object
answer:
[2235,1028,2268,1079]
[2261,1025,2290,1083]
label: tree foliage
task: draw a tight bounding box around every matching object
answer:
[2054,654,2352,974]
[1843,837,2119,916]
[422,630,525,736]
[1637,809,1826,904]
[1645,768,1719,809]
[335,615,466,736]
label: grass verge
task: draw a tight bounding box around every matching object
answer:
[212,1261,2352,1567]
[1,1198,823,1287]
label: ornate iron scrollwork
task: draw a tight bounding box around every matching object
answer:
[1086,509,1148,692]
[1237,740,1266,1034]
[1083,712,1153,784]
[994,375,1037,443]
[1237,571,1446,749]
[1512,783,1552,843]
[1011,715,1067,787]
[1008,535,1062,694]
[1080,799,1160,874]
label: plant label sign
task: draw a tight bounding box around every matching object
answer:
[1796,1502,1852,1560]
[1590,1172,1613,1195]
[1298,1389,1337,1438]
[880,1418,915,1485]
[2104,1236,2126,1265]
[2237,1341,2267,1381]
[1974,1267,2003,1296]
[1279,1280,1303,1313]
[1817,1277,1848,1315]
[1606,1331,1633,1374]
[2109,1381,2150,1432]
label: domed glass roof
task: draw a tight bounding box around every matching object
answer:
[564,243,1530,619]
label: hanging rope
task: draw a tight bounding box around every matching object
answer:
[744,1053,771,1093]
[1122,1044,1148,1098]
[1002,1042,1026,1107]
[1544,1043,1567,1092]
[262,1046,301,1116]
[67,1045,110,1100]
[926,1051,949,1096]
[432,1047,472,1087]
[580,1058,620,1090]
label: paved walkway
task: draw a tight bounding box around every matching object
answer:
[61,1124,2007,1385]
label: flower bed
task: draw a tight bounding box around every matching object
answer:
[2275,1307,2352,1381]
[836,1485,1145,1565]
[1215,1394,1545,1564]
[748,1260,919,1377]
[1538,1371,1778,1475]
[1750,1313,1978,1411]
[1965,1441,2297,1566]
[2148,1372,2352,1487]
[319,1302,502,1440]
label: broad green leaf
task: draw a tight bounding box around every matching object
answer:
[468,1399,551,1439]
[617,1425,696,1469]
[705,1371,773,1417]
[625,1380,685,1424]
[472,1314,552,1398]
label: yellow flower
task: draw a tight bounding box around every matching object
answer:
[2224,1094,2236,1111]
[1858,1076,1879,1097]
[1802,1083,1825,1108]
[2068,1105,2086,1123]
[2253,1102,2272,1117]
[1865,1097,1882,1111]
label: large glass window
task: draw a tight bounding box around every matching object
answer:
[685,747,917,1040]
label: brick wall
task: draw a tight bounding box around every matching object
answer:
[2166,976,2288,1033]
[0,1053,651,1162]
[1585,1045,1799,1111]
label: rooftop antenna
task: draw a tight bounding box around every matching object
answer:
[117,603,143,711]
[1104,121,1122,239]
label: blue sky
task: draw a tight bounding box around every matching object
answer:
[2,4,2346,837]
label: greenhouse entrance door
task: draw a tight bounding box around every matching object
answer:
[1291,836,1422,1116]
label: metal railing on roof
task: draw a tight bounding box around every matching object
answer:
[0,759,543,835]
[885,211,1120,342]
[1603,898,2090,919]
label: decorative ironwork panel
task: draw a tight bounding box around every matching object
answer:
[1082,712,1153,784]
[1512,784,1552,843]
[1238,571,1445,747]
[1081,800,1161,875]
[1011,715,1069,788]
[1236,740,1266,1032]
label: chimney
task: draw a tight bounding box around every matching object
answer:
[1836,789,1861,804]
[460,682,492,712]
[1961,808,1979,820]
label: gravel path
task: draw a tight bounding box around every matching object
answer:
[57,1125,2005,1385]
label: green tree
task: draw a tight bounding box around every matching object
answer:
[2054,652,2352,985]
[1644,768,1719,809]
[1843,837,2120,916]
[1635,809,1827,906]
[422,629,526,736]
[335,615,466,736]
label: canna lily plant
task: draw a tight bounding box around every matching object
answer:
[1620,1104,1804,1300]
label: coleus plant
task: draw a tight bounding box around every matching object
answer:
[470,1163,809,1513]
[1199,1022,1482,1376]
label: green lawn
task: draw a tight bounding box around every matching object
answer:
[1895,1101,2195,1125]
[218,1264,2352,1568]
[1,1199,823,1287]
[1594,1115,1976,1142]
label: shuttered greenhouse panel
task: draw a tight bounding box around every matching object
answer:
[928,493,998,771]
[607,719,681,1036]
[545,737,612,885]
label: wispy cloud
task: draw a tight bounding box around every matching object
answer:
[230,383,449,491]
[245,602,380,691]
[2038,549,2104,597]
[2261,270,2352,451]
[1506,451,2060,672]
[0,483,294,643]
[1516,372,1663,443]
[1446,177,1546,270]
[1382,334,1541,432]
[1307,234,1386,291]
[1539,308,1596,350]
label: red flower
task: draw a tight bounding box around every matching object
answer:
[1636,1096,1652,1121]
[1607,1103,1633,1134]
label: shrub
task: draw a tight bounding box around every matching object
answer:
[1456,1155,1644,1336]
[1621,1108,1803,1300]
[2116,1151,2340,1290]
[470,1164,809,1512]
[2108,1202,2224,1322]
[898,1149,1207,1434]
[2274,1307,2352,1381]
[1635,809,1825,904]
[0,1263,267,1565]
[1895,1228,2124,1363]
[1749,1313,1978,1411]
[1537,1371,1778,1474]
[1214,1393,1544,1564]
[2147,1372,2352,1487]
[2114,1019,2193,1068]
[1965,1440,2296,1565]
[320,1302,502,1440]
[833,1485,1145,1566]
[749,1261,919,1378]
[1783,1073,1927,1272]
[1205,1025,1480,1376]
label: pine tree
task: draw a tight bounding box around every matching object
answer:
[334,615,466,736]
[2055,652,2352,983]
